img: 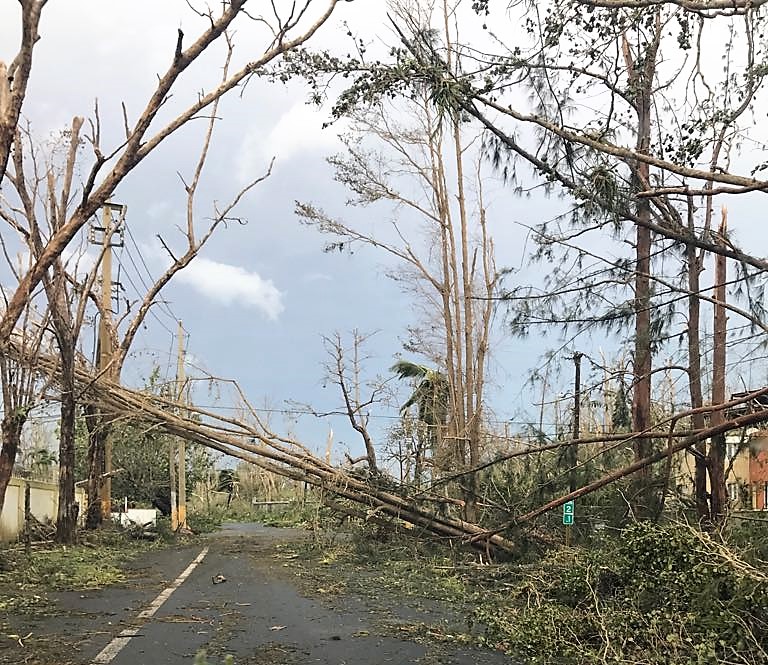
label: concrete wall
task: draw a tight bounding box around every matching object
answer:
[0,477,86,542]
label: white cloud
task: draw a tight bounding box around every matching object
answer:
[237,102,343,182]
[62,247,97,279]
[175,257,284,320]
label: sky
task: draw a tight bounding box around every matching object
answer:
[4,0,762,467]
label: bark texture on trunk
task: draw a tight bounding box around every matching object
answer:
[686,208,709,522]
[55,347,78,543]
[84,405,106,529]
[628,18,661,520]
[709,215,728,521]
[0,413,25,517]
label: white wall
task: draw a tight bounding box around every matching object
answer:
[0,477,86,541]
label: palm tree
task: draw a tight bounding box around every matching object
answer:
[391,360,450,484]
[26,447,58,481]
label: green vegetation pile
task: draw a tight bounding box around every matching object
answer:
[482,523,768,664]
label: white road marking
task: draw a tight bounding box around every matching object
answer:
[91,546,209,664]
[137,547,209,620]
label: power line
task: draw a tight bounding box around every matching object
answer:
[114,249,176,337]
[123,223,181,323]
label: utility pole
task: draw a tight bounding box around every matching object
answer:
[85,203,124,528]
[169,433,177,530]
[176,320,187,531]
[98,203,114,520]
[91,203,127,520]
[564,352,582,548]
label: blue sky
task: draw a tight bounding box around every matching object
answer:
[0,1,627,464]
[7,0,746,466]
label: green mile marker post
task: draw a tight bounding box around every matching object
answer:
[563,500,575,545]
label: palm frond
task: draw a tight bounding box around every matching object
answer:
[390,359,431,380]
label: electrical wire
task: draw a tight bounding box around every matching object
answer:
[124,223,181,323]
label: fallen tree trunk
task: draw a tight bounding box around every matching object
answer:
[21,344,517,555]
[473,387,768,542]
[6,339,768,555]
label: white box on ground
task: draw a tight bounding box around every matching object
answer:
[112,508,159,528]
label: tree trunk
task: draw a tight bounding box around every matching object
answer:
[629,22,660,520]
[0,413,25,517]
[709,213,728,521]
[84,404,106,529]
[631,170,654,517]
[55,346,78,543]
[686,204,709,522]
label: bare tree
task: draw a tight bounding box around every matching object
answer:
[10,118,97,542]
[0,0,342,531]
[298,84,498,520]
[81,41,275,529]
[0,0,46,183]
[322,331,383,473]
[0,0,342,351]
[0,253,49,517]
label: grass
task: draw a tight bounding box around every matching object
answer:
[0,528,170,617]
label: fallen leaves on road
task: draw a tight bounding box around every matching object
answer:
[158,614,209,624]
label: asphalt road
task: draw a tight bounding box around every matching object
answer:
[4,523,509,665]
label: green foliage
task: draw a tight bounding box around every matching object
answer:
[476,443,639,541]
[612,380,631,432]
[186,507,226,534]
[251,501,322,528]
[73,367,214,511]
[0,530,161,615]
[217,468,236,494]
[185,499,319,533]
[724,517,768,567]
[475,523,768,664]
[75,421,213,511]
[392,360,450,427]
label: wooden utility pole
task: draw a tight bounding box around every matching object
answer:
[99,204,114,520]
[176,320,187,531]
[169,435,178,530]
[710,207,729,520]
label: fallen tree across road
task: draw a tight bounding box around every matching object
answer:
[6,339,768,557]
